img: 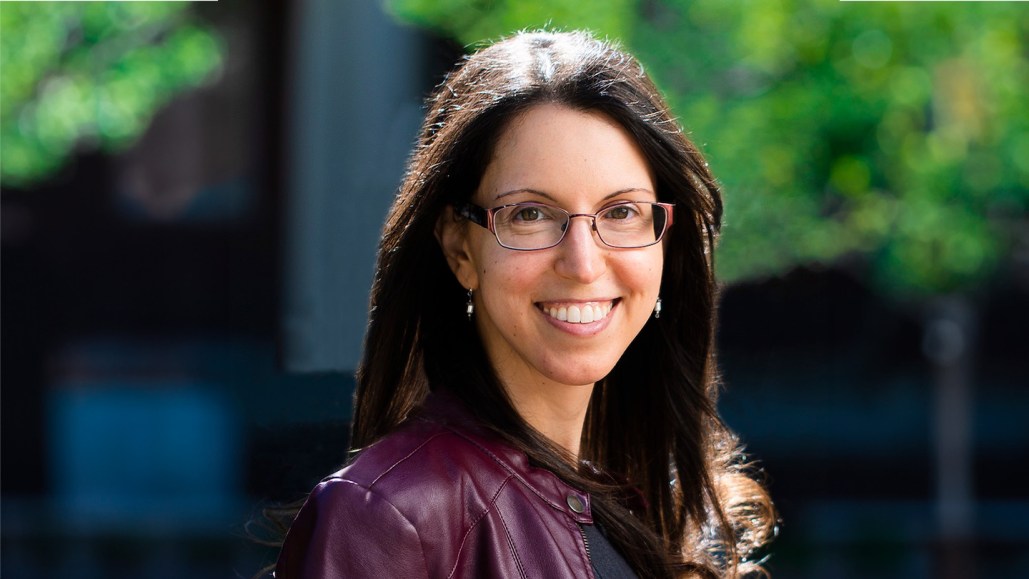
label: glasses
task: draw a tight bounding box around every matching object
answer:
[456,200,674,251]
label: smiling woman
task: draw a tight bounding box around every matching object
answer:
[276,30,775,578]
[437,104,666,454]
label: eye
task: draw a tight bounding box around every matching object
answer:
[602,204,640,220]
[512,206,546,222]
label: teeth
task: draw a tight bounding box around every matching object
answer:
[544,302,613,324]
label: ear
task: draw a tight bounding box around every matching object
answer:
[435,206,480,291]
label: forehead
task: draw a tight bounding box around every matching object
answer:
[478,103,655,204]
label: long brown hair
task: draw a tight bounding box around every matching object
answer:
[352,30,775,577]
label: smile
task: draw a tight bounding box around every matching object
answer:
[538,300,616,324]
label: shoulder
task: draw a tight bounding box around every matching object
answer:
[276,394,595,578]
[275,415,521,579]
[322,392,582,521]
[276,473,430,578]
[336,413,519,516]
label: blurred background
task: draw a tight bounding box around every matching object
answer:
[1,1,1026,578]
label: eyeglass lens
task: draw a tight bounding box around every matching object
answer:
[492,202,668,250]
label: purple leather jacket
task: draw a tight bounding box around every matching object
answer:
[276,391,597,578]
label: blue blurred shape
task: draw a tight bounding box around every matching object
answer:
[49,381,241,530]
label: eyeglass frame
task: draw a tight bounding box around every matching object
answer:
[455,200,675,251]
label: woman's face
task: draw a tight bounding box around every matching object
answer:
[439,103,664,394]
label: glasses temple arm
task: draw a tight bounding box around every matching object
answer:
[456,203,489,229]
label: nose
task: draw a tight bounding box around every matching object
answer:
[554,216,606,283]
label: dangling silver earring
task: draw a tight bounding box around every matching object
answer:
[466,289,475,321]
[653,297,662,319]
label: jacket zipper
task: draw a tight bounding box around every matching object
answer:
[579,524,592,561]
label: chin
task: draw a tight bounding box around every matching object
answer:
[541,361,616,388]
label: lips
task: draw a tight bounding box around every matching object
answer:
[538,300,616,324]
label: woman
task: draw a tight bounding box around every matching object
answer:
[276,30,774,578]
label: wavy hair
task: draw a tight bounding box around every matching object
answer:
[352,30,775,578]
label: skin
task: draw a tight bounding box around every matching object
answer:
[438,103,663,459]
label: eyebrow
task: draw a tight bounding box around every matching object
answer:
[493,187,655,203]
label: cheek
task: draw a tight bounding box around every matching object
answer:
[488,266,533,301]
[476,255,553,321]
[651,247,665,275]
[651,262,665,293]
[478,247,537,286]
[628,250,664,287]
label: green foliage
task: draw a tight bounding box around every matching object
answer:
[0,2,223,188]
[641,0,1027,296]
[387,0,636,46]
[385,0,1028,296]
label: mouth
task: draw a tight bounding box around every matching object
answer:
[536,299,619,324]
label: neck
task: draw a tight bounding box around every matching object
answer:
[502,380,594,460]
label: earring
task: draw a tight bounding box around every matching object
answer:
[466,289,474,321]
[654,297,662,319]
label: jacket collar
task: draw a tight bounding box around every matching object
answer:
[414,389,594,525]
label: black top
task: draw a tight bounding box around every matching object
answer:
[580,522,638,579]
